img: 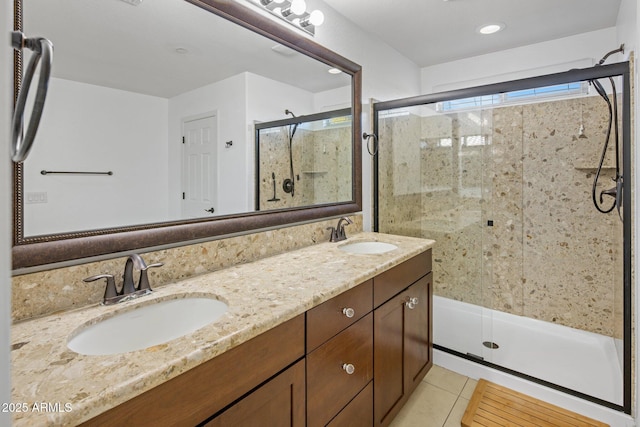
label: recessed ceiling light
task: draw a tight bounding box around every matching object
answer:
[328,68,342,74]
[477,23,505,35]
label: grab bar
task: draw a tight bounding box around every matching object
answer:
[11,31,54,163]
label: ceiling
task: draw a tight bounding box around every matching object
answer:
[23,0,623,98]
[323,0,623,67]
[24,0,350,98]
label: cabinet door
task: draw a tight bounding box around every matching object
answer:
[205,359,305,427]
[373,291,406,427]
[404,273,432,394]
[327,381,373,427]
[373,273,432,427]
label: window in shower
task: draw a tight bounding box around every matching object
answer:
[373,63,631,413]
[436,81,589,112]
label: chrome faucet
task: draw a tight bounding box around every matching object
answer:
[84,254,163,305]
[327,217,353,242]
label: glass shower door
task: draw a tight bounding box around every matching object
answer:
[376,103,494,360]
[374,71,629,410]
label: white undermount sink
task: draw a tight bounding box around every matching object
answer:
[67,296,228,356]
[339,241,398,254]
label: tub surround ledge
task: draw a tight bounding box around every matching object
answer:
[10,232,434,426]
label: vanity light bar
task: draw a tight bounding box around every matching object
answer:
[248,0,324,36]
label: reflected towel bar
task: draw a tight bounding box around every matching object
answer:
[41,170,113,176]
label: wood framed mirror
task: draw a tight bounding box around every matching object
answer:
[13,0,362,270]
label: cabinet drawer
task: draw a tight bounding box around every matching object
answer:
[327,381,373,427]
[307,313,373,427]
[373,250,431,307]
[307,280,373,352]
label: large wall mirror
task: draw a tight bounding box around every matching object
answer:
[13,0,362,270]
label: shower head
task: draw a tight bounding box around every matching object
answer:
[596,44,624,66]
[285,109,296,118]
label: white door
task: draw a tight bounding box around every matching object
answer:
[182,115,218,218]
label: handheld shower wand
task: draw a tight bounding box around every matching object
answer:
[589,44,624,220]
[283,109,298,197]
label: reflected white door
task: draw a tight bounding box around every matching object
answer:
[182,115,218,218]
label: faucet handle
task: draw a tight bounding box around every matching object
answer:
[84,274,118,302]
[138,262,164,292]
[326,226,339,242]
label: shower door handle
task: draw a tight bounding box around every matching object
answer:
[11,31,54,163]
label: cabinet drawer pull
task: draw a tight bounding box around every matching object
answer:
[342,307,355,318]
[405,297,418,310]
[342,363,355,375]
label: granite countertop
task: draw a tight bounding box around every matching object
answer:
[11,232,435,426]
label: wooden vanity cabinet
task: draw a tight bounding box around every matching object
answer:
[306,280,374,427]
[80,315,305,427]
[204,359,305,427]
[81,249,432,427]
[373,252,433,427]
[326,382,374,427]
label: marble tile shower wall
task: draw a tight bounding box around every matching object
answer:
[258,126,352,210]
[379,95,622,337]
[12,214,363,322]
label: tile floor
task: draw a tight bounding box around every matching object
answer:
[390,365,477,427]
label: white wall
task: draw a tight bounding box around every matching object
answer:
[168,71,346,217]
[23,77,169,236]
[168,73,249,217]
[310,0,424,231]
[313,85,352,112]
[310,0,422,103]
[246,72,316,210]
[2,0,13,423]
[421,27,620,93]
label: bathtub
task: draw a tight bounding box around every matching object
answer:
[432,295,631,426]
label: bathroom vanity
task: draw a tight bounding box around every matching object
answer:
[10,233,434,426]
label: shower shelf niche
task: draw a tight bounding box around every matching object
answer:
[573,159,616,171]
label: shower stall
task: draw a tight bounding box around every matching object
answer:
[254,108,353,211]
[372,62,631,413]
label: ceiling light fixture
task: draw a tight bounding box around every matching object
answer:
[250,0,324,36]
[477,23,505,35]
[328,68,342,74]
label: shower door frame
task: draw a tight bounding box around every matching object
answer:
[372,62,632,414]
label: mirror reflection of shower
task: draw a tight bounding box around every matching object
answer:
[254,108,353,211]
[284,109,299,197]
